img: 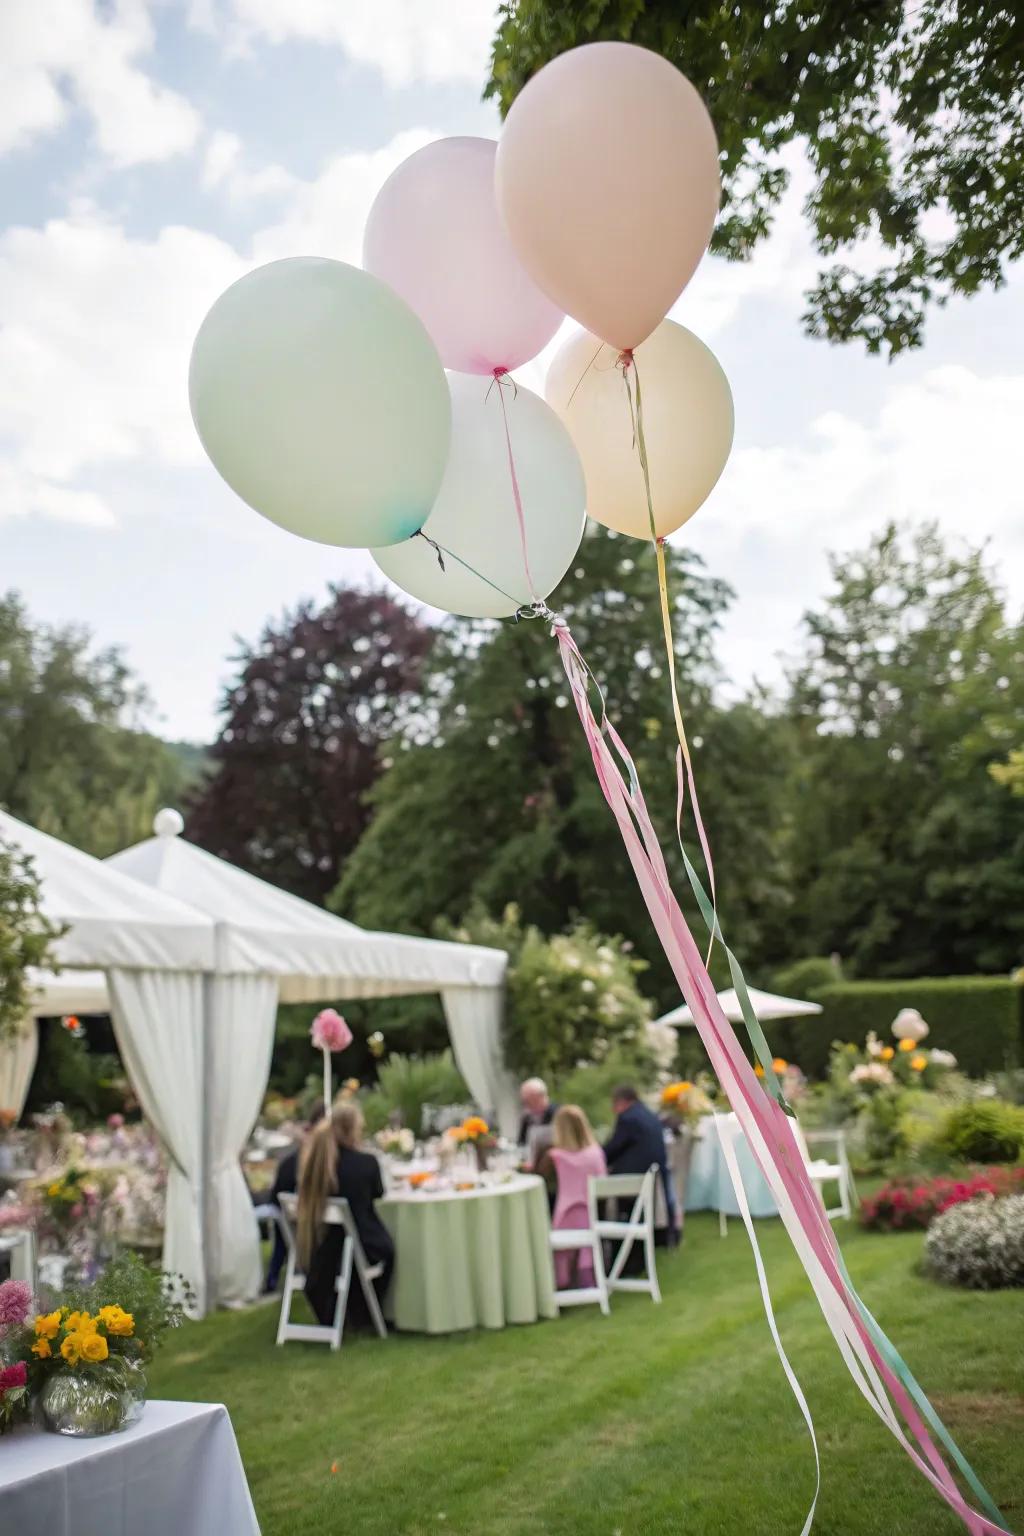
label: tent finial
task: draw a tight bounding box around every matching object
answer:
[153,807,184,839]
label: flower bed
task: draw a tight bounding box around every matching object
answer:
[860,1166,1024,1231]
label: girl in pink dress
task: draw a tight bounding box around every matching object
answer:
[546,1105,607,1289]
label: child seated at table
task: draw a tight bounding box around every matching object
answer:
[539,1105,606,1289]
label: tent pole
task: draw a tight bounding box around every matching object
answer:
[200,971,217,1319]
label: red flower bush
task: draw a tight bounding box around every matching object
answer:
[860,1167,1024,1231]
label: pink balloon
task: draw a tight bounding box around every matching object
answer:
[496,43,720,352]
[363,136,563,375]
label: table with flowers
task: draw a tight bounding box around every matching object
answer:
[378,1170,558,1334]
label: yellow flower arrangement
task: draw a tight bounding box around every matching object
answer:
[31,1338,52,1359]
[79,1332,109,1364]
[898,1038,915,1053]
[910,1055,927,1072]
[661,1081,693,1107]
[880,1045,895,1061]
[461,1116,490,1141]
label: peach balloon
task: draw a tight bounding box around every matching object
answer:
[496,42,720,352]
[545,321,733,540]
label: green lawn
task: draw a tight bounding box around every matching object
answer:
[148,1214,1024,1536]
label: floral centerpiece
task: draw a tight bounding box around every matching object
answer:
[659,1080,711,1127]
[3,1253,190,1437]
[375,1127,415,1160]
[310,1008,353,1114]
[447,1115,496,1171]
[0,1280,32,1434]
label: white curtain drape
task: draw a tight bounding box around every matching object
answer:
[0,1018,38,1118]
[207,974,277,1307]
[107,969,206,1316]
[442,986,518,1137]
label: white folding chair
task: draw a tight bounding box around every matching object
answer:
[592,1167,661,1304]
[275,1193,388,1349]
[549,1195,610,1316]
[790,1122,856,1221]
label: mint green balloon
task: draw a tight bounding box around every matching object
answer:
[189,257,451,547]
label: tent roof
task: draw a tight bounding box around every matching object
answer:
[655,987,823,1028]
[26,970,110,1016]
[107,813,507,1000]
[0,809,215,973]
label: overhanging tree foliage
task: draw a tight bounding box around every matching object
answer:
[487,1,1024,355]
[0,839,62,1044]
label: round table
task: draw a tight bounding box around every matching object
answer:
[685,1117,778,1218]
[379,1173,558,1334]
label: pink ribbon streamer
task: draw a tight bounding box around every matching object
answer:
[553,617,1004,1536]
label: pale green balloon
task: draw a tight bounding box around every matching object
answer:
[189,257,451,548]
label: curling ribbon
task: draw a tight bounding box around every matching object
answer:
[553,616,1009,1536]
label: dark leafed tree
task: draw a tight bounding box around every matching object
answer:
[786,522,1024,975]
[487,1,1024,355]
[186,587,432,906]
[0,592,187,857]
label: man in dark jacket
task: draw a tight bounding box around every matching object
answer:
[603,1085,677,1246]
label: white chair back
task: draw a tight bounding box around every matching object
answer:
[591,1167,661,1304]
[275,1192,388,1349]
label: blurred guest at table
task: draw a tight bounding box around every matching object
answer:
[297,1100,394,1328]
[517,1077,558,1156]
[263,1103,324,1294]
[603,1085,676,1245]
[540,1105,606,1289]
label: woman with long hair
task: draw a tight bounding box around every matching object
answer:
[546,1104,606,1289]
[296,1099,394,1327]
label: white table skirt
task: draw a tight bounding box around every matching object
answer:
[0,1400,260,1536]
[685,1118,779,1219]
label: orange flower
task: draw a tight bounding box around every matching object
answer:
[910,1055,927,1072]
[97,1305,134,1337]
[880,1046,895,1061]
[898,1038,915,1053]
[462,1116,489,1139]
[754,1063,765,1079]
[771,1058,788,1074]
[31,1338,52,1359]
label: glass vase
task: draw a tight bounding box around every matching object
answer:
[38,1359,144,1437]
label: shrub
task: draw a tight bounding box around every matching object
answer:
[861,1168,1024,1231]
[771,956,841,999]
[359,1050,468,1137]
[933,1101,1024,1165]
[790,976,1022,1080]
[925,1194,1024,1290]
[553,1048,660,1141]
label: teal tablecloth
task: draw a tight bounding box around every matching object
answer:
[379,1174,558,1334]
[685,1120,778,1218]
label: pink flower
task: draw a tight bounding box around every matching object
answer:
[311,1009,352,1054]
[70,1203,84,1219]
[0,1280,32,1329]
[107,1113,125,1129]
[0,1362,26,1394]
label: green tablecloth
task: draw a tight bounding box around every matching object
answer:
[379,1174,558,1334]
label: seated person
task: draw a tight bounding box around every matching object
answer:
[603,1084,677,1247]
[517,1076,558,1152]
[264,1103,324,1294]
[538,1105,606,1290]
[296,1101,394,1328]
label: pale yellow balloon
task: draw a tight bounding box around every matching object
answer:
[545,320,734,540]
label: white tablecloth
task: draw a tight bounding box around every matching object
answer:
[0,1400,259,1536]
[685,1118,778,1218]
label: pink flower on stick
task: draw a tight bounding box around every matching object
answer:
[311,1010,352,1053]
[0,1362,26,1394]
[0,1280,32,1331]
[311,1009,353,1114]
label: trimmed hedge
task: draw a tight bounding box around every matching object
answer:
[785,976,1023,1080]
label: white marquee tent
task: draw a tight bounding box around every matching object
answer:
[3,809,512,1316]
[655,987,823,1028]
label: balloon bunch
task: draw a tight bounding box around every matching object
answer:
[189,42,1008,1536]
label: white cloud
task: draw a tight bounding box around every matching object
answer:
[0,206,244,522]
[0,0,200,166]
[201,129,294,202]
[685,364,1024,692]
[218,0,498,86]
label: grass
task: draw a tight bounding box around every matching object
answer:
[148,1214,1024,1536]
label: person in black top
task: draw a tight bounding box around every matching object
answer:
[603,1084,677,1246]
[297,1100,394,1328]
[516,1076,558,1151]
[263,1103,325,1294]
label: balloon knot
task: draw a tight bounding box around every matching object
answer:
[493,366,509,379]
[618,349,634,370]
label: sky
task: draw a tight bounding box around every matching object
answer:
[2,0,1022,743]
